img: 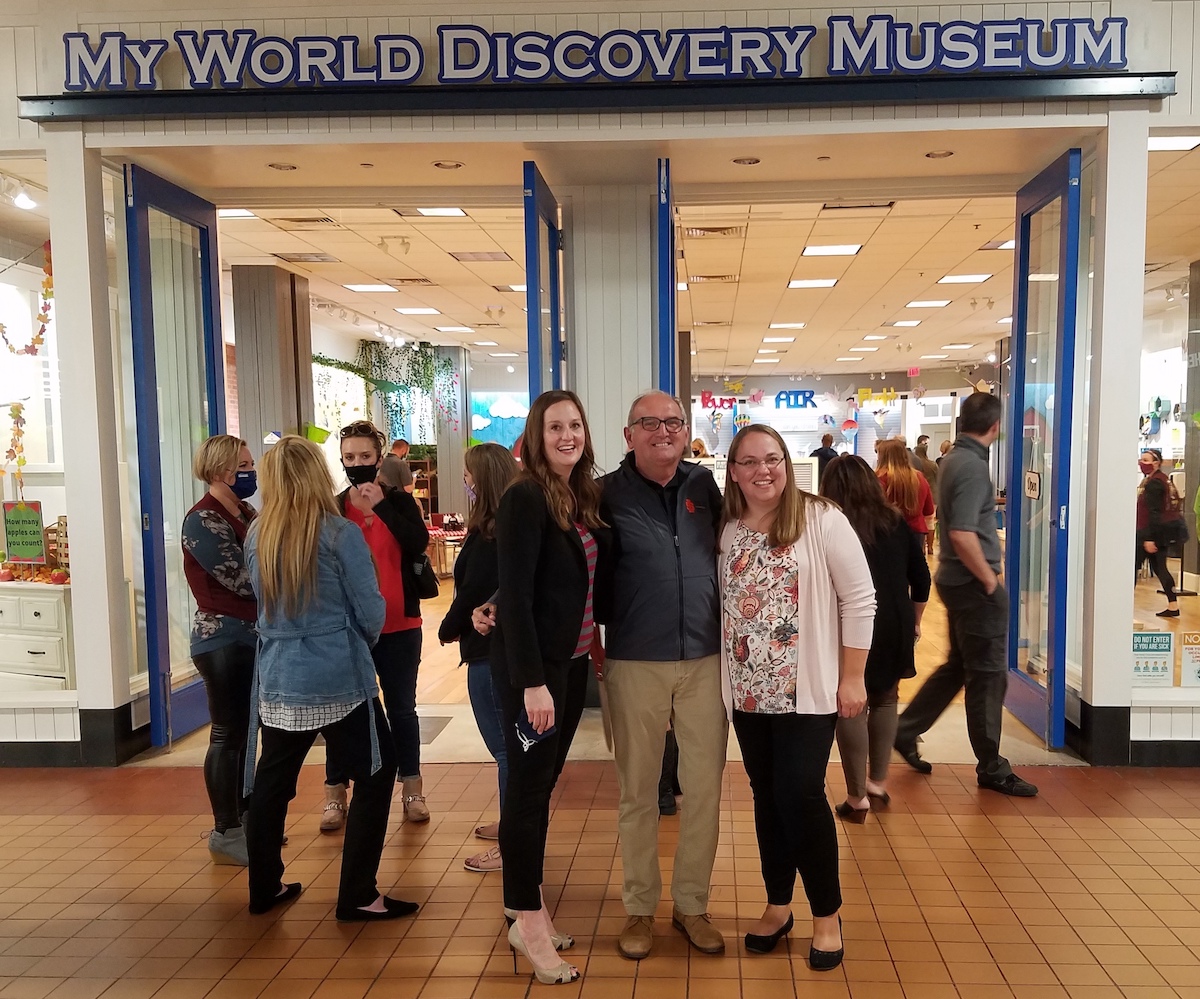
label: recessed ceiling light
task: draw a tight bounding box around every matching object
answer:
[677,282,688,292]
[938,274,992,284]
[396,307,440,315]
[769,323,806,329]
[436,326,475,333]
[433,160,465,169]
[981,238,1016,250]
[473,340,499,346]
[490,352,519,358]
[925,150,954,159]
[907,300,951,308]
[803,244,861,256]
[863,335,889,341]
[753,357,780,363]
[344,284,397,293]
[920,354,949,359]
[758,349,780,354]
[789,278,838,289]
[941,343,977,350]
[849,346,878,352]
[998,316,1013,324]
[763,337,796,343]
[418,207,466,216]
[836,356,862,361]
[1029,273,1059,282]
[887,320,922,327]
[218,208,255,219]
[732,157,761,166]
[1148,136,1200,151]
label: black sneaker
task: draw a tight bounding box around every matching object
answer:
[894,740,933,774]
[659,789,677,816]
[978,773,1038,797]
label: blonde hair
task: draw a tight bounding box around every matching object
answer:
[723,424,829,549]
[253,435,339,620]
[193,435,247,484]
[875,439,921,517]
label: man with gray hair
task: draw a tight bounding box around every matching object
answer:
[596,390,728,960]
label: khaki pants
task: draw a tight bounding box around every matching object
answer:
[605,654,728,916]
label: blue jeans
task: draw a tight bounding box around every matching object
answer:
[467,659,508,808]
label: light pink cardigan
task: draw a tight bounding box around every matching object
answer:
[718,501,876,717]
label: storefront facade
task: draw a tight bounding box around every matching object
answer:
[0,0,1195,766]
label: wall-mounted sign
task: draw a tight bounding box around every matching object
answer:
[775,390,818,409]
[699,391,737,410]
[1182,632,1200,686]
[857,387,899,406]
[62,16,1129,92]
[3,501,46,564]
[1132,631,1173,687]
[1024,470,1042,500]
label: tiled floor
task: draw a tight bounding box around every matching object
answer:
[3,761,1200,999]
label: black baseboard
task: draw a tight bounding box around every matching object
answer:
[1065,701,1130,765]
[0,741,83,766]
[80,704,151,766]
[1130,740,1200,766]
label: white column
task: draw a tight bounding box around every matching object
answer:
[564,185,656,472]
[44,125,131,711]
[1084,107,1149,708]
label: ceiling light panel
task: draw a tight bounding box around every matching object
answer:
[802,244,861,256]
[396,307,440,315]
[789,279,838,289]
[981,238,1016,250]
[450,251,512,262]
[436,326,474,333]
[836,356,862,361]
[768,323,806,329]
[418,207,467,216]
[887,320,922,327]
[1148,136,1200,151]
[906,300,951,308]
[753,358,780,363]
[849,346,878,352]
[218,208,255,219]
[489,352,519,357]
[938,274,992,284]
[920,354,949,359]
[473,340,499,346]
[862,335,890,341]
[763,337,796,343]
[941,343,977,350]
[343,284,397,292]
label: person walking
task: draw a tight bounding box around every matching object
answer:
[182,434,259,866]
[321,420,431,831]
[719,425,874,965]
[243,435,419,922]
[819,455,929,821]
[438,442,520,873]
[1136,448,1184,618]
[894,392,1039,796]
[491,390,608,986]
[914,437,940,554]
[598,390,729,961]
[876,439,935,554]
[809,433,839,480]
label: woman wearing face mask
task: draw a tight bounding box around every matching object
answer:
[1136,449,1183,618]
[320,420,431,831]
[182,434,259,866]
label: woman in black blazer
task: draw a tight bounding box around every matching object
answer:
[490,390,607,986]
[820,455,930,821]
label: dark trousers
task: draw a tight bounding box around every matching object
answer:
[494,655,589,911]
[731,710,841,918]
[328,628,422,785]
[193,642,254,832]
[248,699,396,911]
[896,581,1013,781]
[1136,544,1177,602]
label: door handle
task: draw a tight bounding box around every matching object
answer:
[27,650,46,656]
[1059,506,1067,529]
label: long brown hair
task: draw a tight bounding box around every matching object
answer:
[252,435,339,620]
[820,454,901,547]
[722,424,830,549]
[876,439,921,517]
[465,442,520,540]
[520,390,604,531]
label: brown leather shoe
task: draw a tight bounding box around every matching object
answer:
[618,915,654,960]
[671,909,726,954]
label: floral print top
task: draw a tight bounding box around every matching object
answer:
[181,507,256,656]
[723,521,800,713]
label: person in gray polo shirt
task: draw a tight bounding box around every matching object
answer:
[893,392,1037,797]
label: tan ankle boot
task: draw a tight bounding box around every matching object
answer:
[402,777,430,823]
[320,782,348,832]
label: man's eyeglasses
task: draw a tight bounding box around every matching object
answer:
[731,455,785,470]
[630,417,686,433]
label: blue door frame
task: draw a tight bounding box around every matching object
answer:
[125,164,225,747]
[655,158,676,396]
[524,161,564,398]
[1002,148,1082,749]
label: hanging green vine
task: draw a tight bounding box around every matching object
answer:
[355,340,456,442]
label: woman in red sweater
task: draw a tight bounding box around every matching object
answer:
[875,440,935,550]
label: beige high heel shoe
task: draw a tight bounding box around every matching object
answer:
[508,921,579,985]
[504,908,574,950]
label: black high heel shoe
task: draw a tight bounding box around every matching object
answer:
[808,915,844,971]
[745,912,793,954]
[835,802,869,824]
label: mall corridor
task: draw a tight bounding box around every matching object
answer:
[1,761,1198,999]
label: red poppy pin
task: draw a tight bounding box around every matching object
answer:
[685,499,696,514]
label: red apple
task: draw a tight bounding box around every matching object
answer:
[0,569,13,582]
[49,569,68,584]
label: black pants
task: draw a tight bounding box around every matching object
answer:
[248,699,396,912]
[896,581,1013,781]
[328,628,422,784]
[493,656,589,911]
[1136,544,1177,602]
[192,642,254,832]
[731,710,841,918]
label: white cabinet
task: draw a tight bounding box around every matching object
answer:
[0,583,73,691]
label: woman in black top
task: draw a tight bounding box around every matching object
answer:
[820,455,931,820]
[438,442,520,873]
[490,390,607,986]
[1136,449,1182,617]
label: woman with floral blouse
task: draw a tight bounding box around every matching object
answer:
[718,424,875,966]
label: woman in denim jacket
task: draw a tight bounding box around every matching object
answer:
[243,435,419,922]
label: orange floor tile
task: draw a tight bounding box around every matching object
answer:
[2,761,1200,999]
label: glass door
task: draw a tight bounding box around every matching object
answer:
[125,165,225,747]
[655,158,677,395]
[1003,149,1083,748]
[524,161,565,396]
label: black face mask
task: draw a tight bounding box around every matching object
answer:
[343,463,377,487]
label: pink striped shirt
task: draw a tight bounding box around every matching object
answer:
[572,524,598,658]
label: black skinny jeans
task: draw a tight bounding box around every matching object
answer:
[493,655,589,911]
[247,699,397,912]
[1136,543,1177,602]
[327,628,422,785]
[731,710,842,918]
[192,642,254,832]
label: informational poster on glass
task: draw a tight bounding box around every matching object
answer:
[1132,632,1173,687]
[1181,633,1200,686]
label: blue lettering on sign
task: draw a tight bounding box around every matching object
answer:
[775,390,817,409]
[61,17,1130,91]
